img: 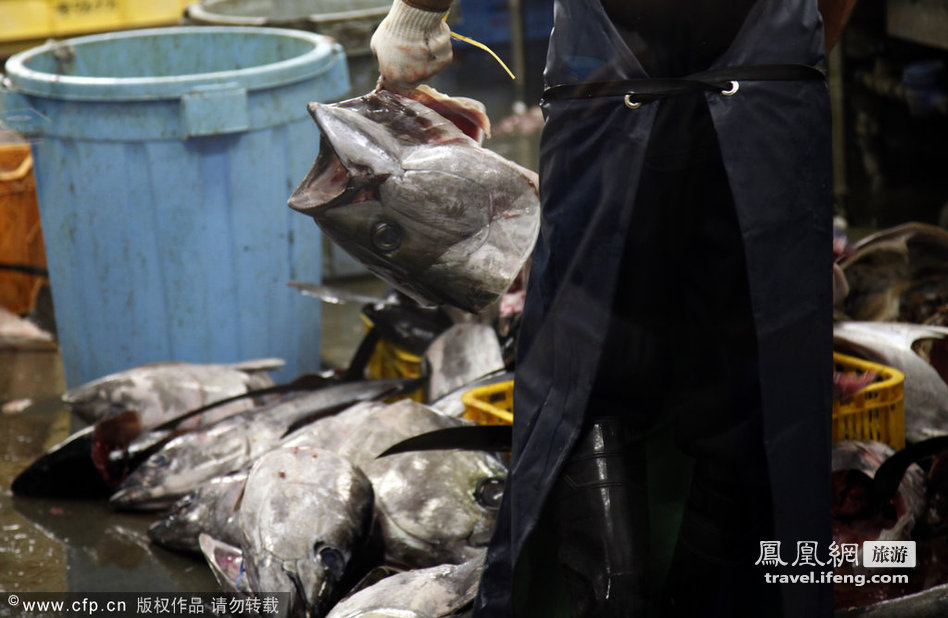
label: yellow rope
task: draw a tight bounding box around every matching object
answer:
[445,14,516,80]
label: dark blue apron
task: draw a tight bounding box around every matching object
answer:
[476,0,833,615]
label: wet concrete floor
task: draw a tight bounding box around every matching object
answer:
[0,341,224,595]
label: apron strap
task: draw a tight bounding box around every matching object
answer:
[542,64,825,105]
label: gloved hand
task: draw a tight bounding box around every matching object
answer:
[370,0,453,91]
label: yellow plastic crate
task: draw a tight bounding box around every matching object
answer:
[0,0,191,45]
[463,380,514,425]
[833,352,905,450]
[360,313,425,402]
[460,356,905,446]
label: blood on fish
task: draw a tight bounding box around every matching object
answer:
[401,85,492,142]
[91,410,144,486]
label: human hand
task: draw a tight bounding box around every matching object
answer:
[370,0,453,91]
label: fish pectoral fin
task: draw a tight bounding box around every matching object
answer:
[229,358,285,373]
[198,533,247,593]
[377,426,512,457]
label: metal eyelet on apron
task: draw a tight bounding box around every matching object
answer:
[624,93,642,109]
[721,80,740,96]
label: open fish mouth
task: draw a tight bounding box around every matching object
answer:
[287,133,385,218]
[287,137,350,216]
[286,87,540,313]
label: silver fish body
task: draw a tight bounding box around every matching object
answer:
[423,323,506,403]
[148,471,248,554]
[834,321,948,442]
[288,90,540,313]
[279,401,389,451]
[326,554,484,618]
[110,380,407,510]
[839,222,948,323]
[335,400,507,568]
[157,403,387,555]
[62,358,284,426]
[238,446,375,618]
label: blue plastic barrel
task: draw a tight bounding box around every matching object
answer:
[0,27,349,387]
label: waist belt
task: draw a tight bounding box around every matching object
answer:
[542,64,825,107]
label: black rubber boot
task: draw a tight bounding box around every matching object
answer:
[661,460,780,618]
[549,417,650,618]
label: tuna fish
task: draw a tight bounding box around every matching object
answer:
[831,440,926,545]
[149,401,388,555]
[62,359,284,425]
[110,379,412,510]
[838,222,948,323]
[148,471,248,554]
[834,321,948,442]
[423,323,506,403]
[326,553,484,618]
[334,400,507,568]
[234,446,376,617]
[287,88,540,313]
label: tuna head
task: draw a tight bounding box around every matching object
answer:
[288,90,540,313]
[238,446,376,617]
[338,400,508,567]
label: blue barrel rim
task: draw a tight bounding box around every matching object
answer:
[3,26,345,102]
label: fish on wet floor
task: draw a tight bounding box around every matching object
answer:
[148,403,386,553]
[110,379,413,511]
[148,402,387,554]
[834,321,948,443]
[333,399,507,568]
[62,358,284,426]
[12,361,313,498]
[148,471,248,554]
[202,446,377,618]
[287,86,540,313]
[326,553,484,618]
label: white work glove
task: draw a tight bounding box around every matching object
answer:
[370,0,453,91]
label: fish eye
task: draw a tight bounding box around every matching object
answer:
[474,477,505,510]
[314,543,345,578]
[371,221,402,253]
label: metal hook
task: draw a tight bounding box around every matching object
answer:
[721,81,740,96]
[624,93,642,109]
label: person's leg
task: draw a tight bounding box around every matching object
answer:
[659,94,781,618]
[548,415,651,617]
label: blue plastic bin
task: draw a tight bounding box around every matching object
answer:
[0,27,349,387]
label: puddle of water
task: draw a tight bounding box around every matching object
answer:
[0,346,218,594]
